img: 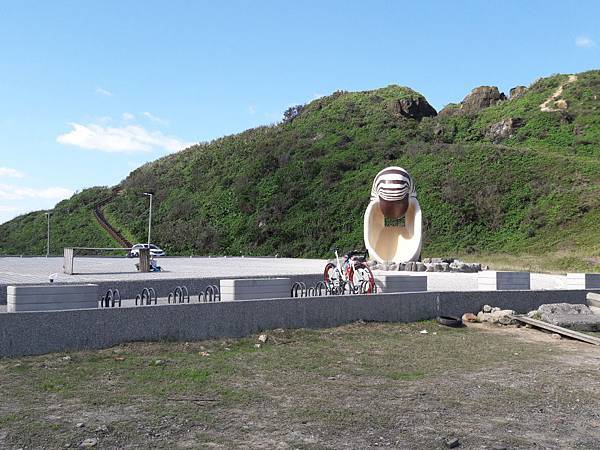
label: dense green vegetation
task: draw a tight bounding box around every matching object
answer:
[1,70,599,271]
[0,187,115,255]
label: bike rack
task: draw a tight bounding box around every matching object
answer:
[198,285,220,303]
[291,280,375,298]
[135,287,157,306]
[168,285,190,304]
[100,289,121,307]
[291,281,307,297]
[291,281,333,297]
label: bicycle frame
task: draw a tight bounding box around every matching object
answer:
[333,250,364,285]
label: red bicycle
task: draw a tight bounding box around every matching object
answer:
[324,249,375,294]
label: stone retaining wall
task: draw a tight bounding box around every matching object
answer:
[0,289,590,358]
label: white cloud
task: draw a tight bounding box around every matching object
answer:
[95,87,114,96]
[0,184,73,201]
[57,122,193,153]
[0,167,24,178]
[122,112,135,121]
[142,111,169,125]
[248,105,257,115]
[575,36,595,48]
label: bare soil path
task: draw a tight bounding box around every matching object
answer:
[540,74,578,112]
[92,189,132,248]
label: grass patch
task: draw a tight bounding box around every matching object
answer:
[388,370,426,381]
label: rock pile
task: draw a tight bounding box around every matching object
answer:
[462,304,517,325]
[368,258,483,273]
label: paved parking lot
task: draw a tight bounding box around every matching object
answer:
[0,256,570,290]
[0,256,326,285]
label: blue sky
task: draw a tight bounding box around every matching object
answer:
[0,0,598,223]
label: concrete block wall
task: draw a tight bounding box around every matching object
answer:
[0,289,590,358]
[375,275,427,293]
[7,284,98,312]
[220,278,291,301]
[567,273,600,290]
[0,273,322,305]
[478,271,530,291]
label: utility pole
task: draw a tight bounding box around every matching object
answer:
[45,212,51,257]
[142,192,153,246]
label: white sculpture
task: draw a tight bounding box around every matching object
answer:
[363,166,422,264]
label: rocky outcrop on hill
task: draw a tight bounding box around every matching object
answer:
[389,96,437,119]
[509,85,527,99]
[486,117,525,142]
[460,86,506,114]
[438,86,507,116]
[437,103,460,117]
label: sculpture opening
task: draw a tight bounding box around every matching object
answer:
[364,166,422,264]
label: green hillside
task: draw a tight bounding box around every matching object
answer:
[1,70,599,272]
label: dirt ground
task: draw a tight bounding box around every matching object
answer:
[1,321,599,449]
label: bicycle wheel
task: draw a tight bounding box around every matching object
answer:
[324,262,343,293]
[349,263,375,293]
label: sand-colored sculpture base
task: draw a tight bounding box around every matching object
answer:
[363,197,422,264]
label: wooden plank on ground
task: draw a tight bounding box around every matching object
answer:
[509,315,600,346]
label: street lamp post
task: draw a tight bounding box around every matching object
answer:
[142,192,153,246]
[45,212,51,257]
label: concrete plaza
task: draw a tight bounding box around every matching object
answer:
[0,255,571,291]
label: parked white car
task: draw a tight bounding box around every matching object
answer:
[128,243,166,258]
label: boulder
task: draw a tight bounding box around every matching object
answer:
[486,117,524,142]
[450,260,472,272]
[389,96,437,120]
[477,311,492,322]
[538,303,593,319]
[470,263,482,272]
[509,85,527,99]
[484,309,517,325]
[460,86,506,114]
[477,308,516,325]
[547,315,600,331]
[462,312,478,323]
[492,309,517,325]
[537,303,600,331]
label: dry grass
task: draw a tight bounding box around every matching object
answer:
[1,322,600,449]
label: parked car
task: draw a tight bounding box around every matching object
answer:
[128,243,166,258]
